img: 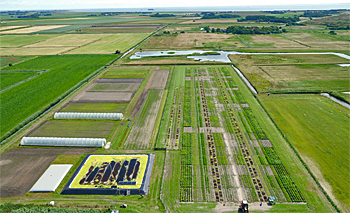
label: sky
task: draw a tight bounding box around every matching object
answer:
[0,0,349,11]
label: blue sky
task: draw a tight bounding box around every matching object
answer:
[1,0,349,10]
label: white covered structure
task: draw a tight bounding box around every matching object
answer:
[54,112,123,120]
[30,164,73,192]
[21,137,106,147]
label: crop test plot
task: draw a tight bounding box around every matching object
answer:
[61,154,155,195]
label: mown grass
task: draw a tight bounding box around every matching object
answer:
[0,54,116,138]
[259,94,350,211]
[101,70,149,79]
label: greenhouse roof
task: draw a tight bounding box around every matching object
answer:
[30,164,73,192]
[21,137,106,147]
[54,112,123,120]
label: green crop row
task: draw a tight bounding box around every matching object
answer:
[213,133,229,165]
[183,80,192,127]
[200,133,207,165]
[180,133,193,202]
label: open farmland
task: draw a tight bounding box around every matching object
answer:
[25,34,109,47]
[0,34,58,47]
[0,54,116,139]
[101,66,150,78]
[28,120,117,138]
[59,103,127,113]
[259,94,350,212]
[283,33,350,50]
[237,34,306,48]
[0,46,75,56]
[0,25,68,34]
[66,33,150,54]
[0,148,95,197]
[0,71,39,90]
[0,56,35,67]
[142,33,246,50]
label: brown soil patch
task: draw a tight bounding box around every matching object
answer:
[71,91,133,103]
[183,127,194,133]
[150,70,169,89]
[0,148,96,197]
[260,140,273,147]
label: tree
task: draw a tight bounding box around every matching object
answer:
[216,28,221,33]
[211,28,216,33]
[115,50,121,54]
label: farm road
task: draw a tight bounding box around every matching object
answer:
[0,148,96,197]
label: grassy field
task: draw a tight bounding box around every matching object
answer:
[0,46,75,56]
[66,33,150,54]
[0,54,116,139]
[0,34,58,47]
[102,66,150,78]
[0,71,39,90]
[60,103,127,113]
[26,34,109,47]
[229,54,350,65]
[28,120,117,138]
[259,94,350,212]
[0,56,35,67]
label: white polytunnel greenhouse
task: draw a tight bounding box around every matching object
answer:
[54,112,123,120]
[20,137,106,147]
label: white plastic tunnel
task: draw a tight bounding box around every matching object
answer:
[54,112,123,120]
[20,137,106,147]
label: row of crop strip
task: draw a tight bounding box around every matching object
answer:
[180,133,193,202]
[197,69,224,202]
[224,67,305,202]
[212,67,267,202]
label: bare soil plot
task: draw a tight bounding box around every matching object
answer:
[172,33,243,48]
[27,120,116,138]
[0,148,95,197]
[150,70,169,89]
[247,35,306,48]
[0,47,74,56]
[0,25,68,34]
[124,90,163,149]
[71,91,134,103]
[25,34,109,47]
[87,83,141,92]
[284,33,350,49]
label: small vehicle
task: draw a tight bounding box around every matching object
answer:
[268,196,276,205]
[238,200,249,212]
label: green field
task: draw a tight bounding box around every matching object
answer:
[0,34,58,47]
[259,94,350,211]
[60,103,127,113]
[66,33,150,54]
[0,71,39,90]
[102,67,150,78]
[29,120,117,138]
[0,54,116,139]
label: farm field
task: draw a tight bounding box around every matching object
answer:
[259,94,350,212]
[142,33,247,50]
[0,25,68,34]
[59,103,127,113]
[1,9,349,213]
[66,33,150,54]
[28,120,117,138]
[283,33,350,50]
[0,34,59,47]
[0,56,35,67]
[0,54,116,139]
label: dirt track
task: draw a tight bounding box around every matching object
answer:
[0,148,96,197]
